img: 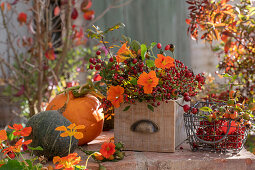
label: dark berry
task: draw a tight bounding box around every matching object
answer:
[133,58,138,64]
[184,96,191,102]
[71,8,78,20]
[183,104,190,112]
[89,64,94,70]
[191,108,198,114]
[95,65,101,70]
[96,50,101,55]
[109,57,114,62]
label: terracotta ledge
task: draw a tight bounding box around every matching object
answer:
[76,131,255,170]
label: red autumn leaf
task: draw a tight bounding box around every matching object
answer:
[17,12,27,24]
[1,2,5,11]
[224,39,231,53]
[83,10,94,20]
[81,0,92,12]
[45,48,56,60]
[71,8,78,20]
[186,19,191,25]
[54,6,60,16]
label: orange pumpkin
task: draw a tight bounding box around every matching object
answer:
[46,92,104,146]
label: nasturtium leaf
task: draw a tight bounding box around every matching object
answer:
[146,60,155,68]
[28,146,43,151]
[199,107,213,112]
[147,104,154,112]
[0,159,23,169]
[123,105,131,111]
[149,42,157,50]
[141,44,147,60]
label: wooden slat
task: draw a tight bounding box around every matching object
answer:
[114,98,187,152]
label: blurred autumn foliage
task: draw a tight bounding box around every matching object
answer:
[0,0,132,117]
[186,0,255,99]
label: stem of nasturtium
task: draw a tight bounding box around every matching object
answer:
[84,153,94,169]
[69,135,72,155]
[19,152,29,170]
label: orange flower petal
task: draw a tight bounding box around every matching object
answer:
[60,132,69,137]
[0,129,7,141]
[53,156,61,164]
[67,123,76,130]
[23,139,32,145]
[107,85,124,108]
[74,132,83,139]
[55,126,67,131]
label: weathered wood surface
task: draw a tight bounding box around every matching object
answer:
[115,98,187,152]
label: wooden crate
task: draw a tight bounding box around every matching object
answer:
[114,98,187,152]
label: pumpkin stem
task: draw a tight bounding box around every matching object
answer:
[58,92,70,114]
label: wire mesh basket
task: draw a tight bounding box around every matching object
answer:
[184,101,249,153]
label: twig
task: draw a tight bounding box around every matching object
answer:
[54,0,72,77]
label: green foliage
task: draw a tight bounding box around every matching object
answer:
[140,44,147,60]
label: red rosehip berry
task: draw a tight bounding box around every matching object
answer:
[165,44,170,51]
[183,92,189,97]
[157,43,162,49]
[184,96,191,102]
[183,104,190,112]
[191,108,198,114]
[96,50,101,55]
[22,144,28,151]
[89,58,93,63]
[132,58,138,64]
[95,65,101,70]
[89,64,94,70]
[7,152,15,159]
[109,57,114,62]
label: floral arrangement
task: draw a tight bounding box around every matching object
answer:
[88,35,205,111]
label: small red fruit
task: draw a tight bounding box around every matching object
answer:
[132,58,138,64]
[184,96,191,102]
[22,144,28,151]
[157,43,162,49]
[191,108,198,114]
[109,57,114,62]
[165,44,170,51]
[96,50,101,55]
[95,65,101,70]
[183,92,189,97]
[17,12,27,24]
[7,152,15,159]
[89,64,94,69]
[183,104,190,112]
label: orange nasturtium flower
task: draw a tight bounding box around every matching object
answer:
[2,138,32,155]
[8,124,32,137]
[0,130,7,148]
[155,54,175,69]
[99,142,116,159]
[107,85,124,108]
[55,123,85,139]
[137,71,159,94]
[53,153,81,170]
[116,42,134,63]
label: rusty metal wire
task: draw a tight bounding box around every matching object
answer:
[184,101,249,153]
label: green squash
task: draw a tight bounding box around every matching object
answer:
[25,110,78,160]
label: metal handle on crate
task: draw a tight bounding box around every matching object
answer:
[190,117,232,144]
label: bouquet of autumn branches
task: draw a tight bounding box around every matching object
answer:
[88,34,205,112]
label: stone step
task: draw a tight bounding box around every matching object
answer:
[79,131,255,170]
